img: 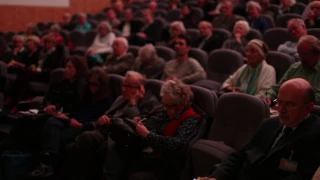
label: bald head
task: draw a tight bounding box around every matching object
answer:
[280,78,315,103]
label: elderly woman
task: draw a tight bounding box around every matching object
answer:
[280,0,301,14]
[6,35,28,70]
[103,79,202,180]
[302,1,320,28]
[246,1,271,34]
[166,21,186,47]
[222,20,250,56]
[133,43,166,79]
[75,13,92,32]
[221,39,276,98]
[86,21,116,67]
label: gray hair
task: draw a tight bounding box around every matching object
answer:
[246,1,262,12]
[79,13,87,18]
[199,21,213,29]
[287,18,305,28]
[302,1,320,20]
[298,35,320,54]
[115,37,129,50]
[160,80,193,106]
[50,24,61,32]
[170,21,186,35]
[234,20,250,33]
[12,35,24,42]
[98,21,113,32]
[125,71,146,85]
[280,0,296,7]
[138,44,157,60]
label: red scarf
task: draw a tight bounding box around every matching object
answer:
[162,107,200,137]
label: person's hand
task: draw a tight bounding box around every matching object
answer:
[164,77,178,82]
[137,33,147,39]
[7,60,16,67]
[29,65,37,72]
[235,33,242,44]
[133,117,141,123]
[209,10,220,15]
[44,105,57,115]
[136,121,149,138]
[197,177,217,180]
[129,85,145,105]
[96,115,111,127]
[69,119,83,129]
[263,97,272,106]
[56,112,69,120]
[224,86,240,92]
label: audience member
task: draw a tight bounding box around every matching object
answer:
[208,78,320,180]
[278,18,307,61]
[256,0,279,19]
[29,67,114,178]
[148,1,158,15]
[233,0,248,17]
[195,21,223,54]
[107,79,202,180]
[0,37,14,64]
[212,0,244,31]
[132,44,165,79]
[60,12,74,31]
[75,13,92,32]
[106,8,121,29]
[166,21,186,48]
[303,1,320,28]
[118,8,143,38]
[113,1,124,18]
[6,35,28,69]
[103,37,134,75]
[21,23,39,42]
[246,1,271,34]
[222,20,250,56]
[49,24,65,45]
[168,0,181,10]
[280,0,301,14]
[162,34,206,84]
[199,0,217,21]
[180,4,198,29]
[86,21,116,67]
[265,35,320,105]
[221,39,276,97]
[66,71,160,180]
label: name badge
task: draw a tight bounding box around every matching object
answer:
[279,158,298,172]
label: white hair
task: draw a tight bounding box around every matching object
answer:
[98,21,113,32]
[115,37,129,50]
[199,21,213,29]
[138,44,157,60]
[50,24,61,32]
[287,18,305,28]
[246,1,262,12]
[298,35,320,54]
[302,1,320,20]
[234,20,250,33]
[125,71,146,84]
[170,21,186,35]
[160,80,193,106]
[12,35,24,42]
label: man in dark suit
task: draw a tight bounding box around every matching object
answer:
[118,8,143,38]
[194,21,224,54]
[206,78,320,180]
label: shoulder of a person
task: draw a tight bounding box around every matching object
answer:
[290,61,302,69]
[262,61,276,71]
[122,52,134,60]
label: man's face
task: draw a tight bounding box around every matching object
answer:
[288,22,306,40]
[174,38,190,56]
[112,39,126,57]
[220,2,233,16]
[124,9,133,21]
[234,23,248,37]
[121,76,142,100]
[13,37,24,49]
[277,85,312,127]
[297,41,320,68]
[198,23,212,37]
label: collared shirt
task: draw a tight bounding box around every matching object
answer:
[198,35,211,49]
[266,60,320,104]
[122,22,131,37]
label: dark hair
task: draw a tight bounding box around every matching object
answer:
[65,55,89,79]
[176,34,192,46]
[306,86,316,103]
[83,67,111,104]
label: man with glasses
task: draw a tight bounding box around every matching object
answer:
[277,18,307,62]
[65,71,160,180]
[265,35,320,105]
[204,78,320,180]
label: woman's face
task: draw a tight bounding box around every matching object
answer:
[171,25,182,37]
[99,25,108,36]
[162,92,184,119]
[234,23,248,37]
[88,77,100,94]
[65,61,77,80]
[245,45,263,67]
[248,6,260,18]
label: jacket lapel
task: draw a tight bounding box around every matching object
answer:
[105,96,127,116]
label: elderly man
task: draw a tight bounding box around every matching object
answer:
[75,13,92,32]
[194,21,224,54]
[60,12,74,31]
[277,18,307,61]
[103,37,134,75]
[133,44,165,79]
[265,35,320,105]
[148,1,158,14]
[204,78,320,180]
[118,8,143,38]
[65,71,160,180]
[6,35,28,69]
[162,34,206,84]
[212,0,244,31]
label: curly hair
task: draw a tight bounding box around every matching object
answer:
[65,55,89,79]
[160,79,193,106]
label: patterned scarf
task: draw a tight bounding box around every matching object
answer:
[236,62,263,95]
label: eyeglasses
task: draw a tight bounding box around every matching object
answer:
[273,99,309,110]
[122,83,140,89]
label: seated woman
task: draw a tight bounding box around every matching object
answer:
[162,21,186,48]
[280,0,301,14]
[103,79,202,180]
[86,21,116,67]
[222,20,250,56]
[5,35,28,69]
[29,67,115,178]
[246,1,271,34]
[221,39,276,98]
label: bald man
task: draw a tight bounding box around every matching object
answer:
[206,78,320,180]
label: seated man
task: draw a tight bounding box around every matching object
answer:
[206,78,320,180]
[65,71,160,180]
[265,35,320,105]
[277,18,307,62]
[118,8,143,38]
[132,43,165,79]
[103,37,134,75]
[105,79,202,180]
[162,34,206,84]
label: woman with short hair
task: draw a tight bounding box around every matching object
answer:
[246,1,271,33]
